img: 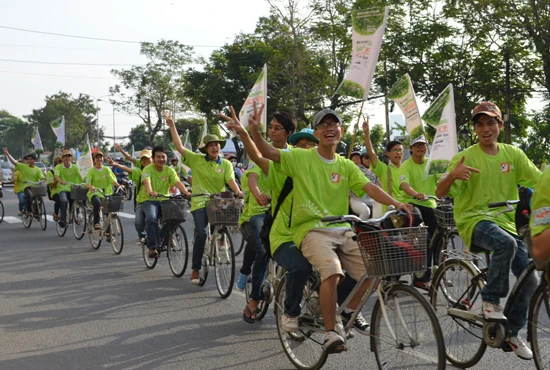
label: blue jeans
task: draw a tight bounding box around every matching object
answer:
[142,201,166,250]
[243,214,268,301]
[472,220,538,336]
[274,242,312,318]
[134,203,146,239]
[192,207,208,271]
[16,192,25,212]
[58,191,73,222]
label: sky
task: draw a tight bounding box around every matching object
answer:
[0,0,273,145]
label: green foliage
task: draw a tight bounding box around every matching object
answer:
[0,109,31,159]
[127,124,150,151]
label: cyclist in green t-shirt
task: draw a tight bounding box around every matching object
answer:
[227,105,410,353]
[54,150,83,228]
[530,167,550,261]
[141,146,191,258]
[436,101,541,360]
[108,150,152,243]
[3,148,44,216]
[47,156,63,221]
[166,111,243,284]
[363,117,405,212]
[85,151,122,230]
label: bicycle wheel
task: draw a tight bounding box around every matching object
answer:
[72,202,87,240]
[530,280,550,369]
[430,258,486,368]
[22,208,32,228]
[235,236,245,256]
[38,198,47,230]
[56,207,68,237]
[214,228,235,299]
[275,273,327,370]
[142,241,158,269]
[167,224,189,277]
[125,185,132,201]
[0,200,3,223]
[88,212,102,250]
[109,214,124,255]
[371,284,445,370]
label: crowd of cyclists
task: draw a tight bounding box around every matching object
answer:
[1,99,550,369]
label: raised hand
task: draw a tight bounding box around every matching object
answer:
[362,114,370,134]
[106,156,114,166]
[248,101,265,132]
[218,106,245,134]
[3,147,8,155]
[162,110,174,127]
[451,156,481,181]
[114,142,122,152]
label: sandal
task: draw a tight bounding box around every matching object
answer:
[243,305,257,324]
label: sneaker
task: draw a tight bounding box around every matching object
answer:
[17,212,22,217]
[281,314,299,333]
[148,248,159,258]
[170,237,179,251]
[482,301,506,321]
[236,273,248,291]
[59,220,67,228]
[341,311,370,335]
[53,212,59,222]
[190,270,200,285]
[136,237,146,245]
[322,330,347,354]
[505,335,533,360]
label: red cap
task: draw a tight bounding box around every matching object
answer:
[472,101,502,121]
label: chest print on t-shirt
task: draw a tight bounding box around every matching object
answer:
[330,173,341,183]
[162,176,167,182]
[216,168,223,174]
[500,163,511,173]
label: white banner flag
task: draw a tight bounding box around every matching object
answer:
[198,120,208,148]
[130,145,135,169]
[31,127,44,151]
[50,116,66,147]
[335,6,389,100]
[388,74,424,140]
[422,84,458,178]
[239,64,268,133]
[76,135,93,179]
[183,129,193,151]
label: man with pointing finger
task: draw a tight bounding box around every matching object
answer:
[436,101,541,360]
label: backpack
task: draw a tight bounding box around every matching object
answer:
[47,169,55,201]
[260,177,293,259]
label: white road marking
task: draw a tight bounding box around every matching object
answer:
[117,212,135,219]
[2,216,22,224]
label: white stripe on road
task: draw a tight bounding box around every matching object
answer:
[2,216,22,224]
[116,212,135,219]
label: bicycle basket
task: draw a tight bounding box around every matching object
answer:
[434,205,456,228]
[357,226,428,277]
[71,185,88,201]
[30,184,47,197]
[102,195,123,213]
[206,197,243,225]
[161,199,189,222]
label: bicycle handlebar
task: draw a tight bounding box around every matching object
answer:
[321,208,407,226]
[488,200,520,208]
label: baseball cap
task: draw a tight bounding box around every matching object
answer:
[62,150,72,157]
[472,101,502,121]
[313,109,342,127]
[288,128,319,146]
[93,151,104,159]
[410,135,428,146]
[140,149,152,159]
[25,153,37,160]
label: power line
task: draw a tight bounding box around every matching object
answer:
[0,43,138,52]
[0,58,142,66]
[0,25,223,48]
[0,70,116,80]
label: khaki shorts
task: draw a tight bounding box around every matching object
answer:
[301,228,366,282]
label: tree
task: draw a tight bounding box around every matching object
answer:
[127,124,150,151]
[25,92,98,156]
[110,40,195,146]
[0,110,32,159]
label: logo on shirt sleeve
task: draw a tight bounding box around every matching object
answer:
[399,175,406,181]
[330,173,341,183]
[500,163,510,172]
[533,207,550,226]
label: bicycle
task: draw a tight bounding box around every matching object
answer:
[87,188,125,254]
[195,192,243,299]
[141,194,191,278]
[0,182,4,223]
[55,183,88,239]
[22,180,48,230]
[275,210,446,370]
[245,255,286,321]
[429,199,545,368]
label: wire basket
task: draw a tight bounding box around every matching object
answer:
[102,195,123,213]
[434,205,456,228]
[30,184,47,197]
[357,226,428,277]
[206,197,243,225]
[161,199,189,222]
[71,185,88,201]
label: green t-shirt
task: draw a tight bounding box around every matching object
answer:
[139,164,179,203]
[171,165,187,179]
[531,168,550,237]
[85,166,117,200]
[183,151,234,211]
[372,160,404,212]
[46,170,58,196]
[399,157,437,209]
[264,160,294,255]
[54,163,83,192]
[276,148,370,248]
[130,168,147,204]
[15,163,44,190]
[239,164,270,224]
[447,143,541,247]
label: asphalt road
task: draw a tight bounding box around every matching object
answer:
[0,188,538,370]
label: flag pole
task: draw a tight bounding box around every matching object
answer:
[347,100,365,158]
